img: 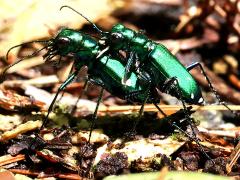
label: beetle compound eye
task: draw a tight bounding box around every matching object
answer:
[111,32,123,43]
[56,37,71,48]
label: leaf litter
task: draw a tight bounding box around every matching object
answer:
[0,0,240,179]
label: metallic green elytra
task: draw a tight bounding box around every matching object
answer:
[105,24,203,104]
[149,45,202,103]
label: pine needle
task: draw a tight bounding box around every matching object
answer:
[98,104,240,113]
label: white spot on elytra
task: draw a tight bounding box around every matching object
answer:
[122,78,132,86]
[191,93,194,99]
[135,60,140,68]
[198,97,204,104]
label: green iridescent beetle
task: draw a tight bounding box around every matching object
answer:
[60,6,232,112]
[60,6,204,106]
[104,23,204,104]
[45,29,208,143]
[2,28,163,129]
[2,27,212,161]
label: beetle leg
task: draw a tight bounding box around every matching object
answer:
[153,103,167,117]
[163,77,213,161]
[75,78,105,175]
[131,71,168,131]
[123,88,151,135]
[88,77,105,87]
[41,70,79,130]
[165,77,196,126]
[70,79,89,114]
[125,70,153,132]
[132,89,150,132]
[124,70,152,102]
[187,62,236,115]
[122,51,137,85]
[85,77,106,142]
[172,121,214,163]
[56,62,76,104]
[88,86,104,143]
[124,90,144,102]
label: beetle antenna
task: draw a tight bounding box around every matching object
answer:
[79,30,101,39]
[6,40,50,61]
[60,5,109,35]
[1,46,48,83]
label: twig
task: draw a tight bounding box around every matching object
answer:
[1,57,43,74]
[2,75,59,87]
[97,104,240,113]
[226,141,240,174]
[0,120,42,141]
[0,154,25,166]
[9,169,85,180]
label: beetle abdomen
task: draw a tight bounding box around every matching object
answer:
[149,44,203,104]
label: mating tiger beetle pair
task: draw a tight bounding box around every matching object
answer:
[1,6,236,162]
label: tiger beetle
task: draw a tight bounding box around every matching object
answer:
[60,6,238,133]
[60,5,237,161]
[2,28,167,136]
[58,7,202,137]
[60,6,234,112]
[2,26,214,161]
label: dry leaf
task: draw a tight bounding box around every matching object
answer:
[94,137,185,166]
[0,120,42,141]
[0,0,115,57]
[0,89,45,111]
